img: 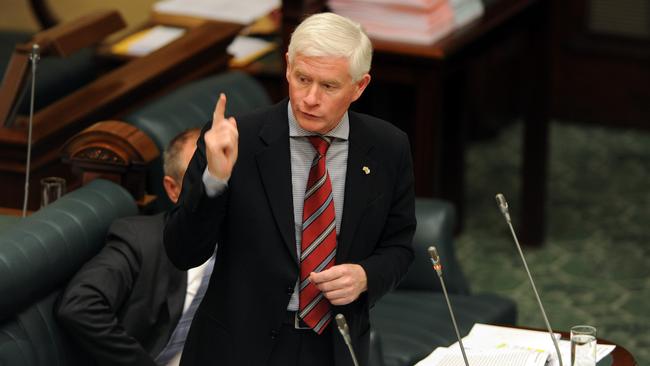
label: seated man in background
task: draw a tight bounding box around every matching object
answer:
[57,128,213,366]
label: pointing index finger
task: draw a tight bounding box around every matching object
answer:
[212,93,227,127]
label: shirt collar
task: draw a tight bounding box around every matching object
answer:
[287,101,349,140]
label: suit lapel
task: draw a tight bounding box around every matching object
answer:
[338,113,375,263]
[255,102,298,264]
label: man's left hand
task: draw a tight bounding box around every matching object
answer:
[309,264,367,306]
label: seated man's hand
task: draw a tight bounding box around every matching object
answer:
[309,264,367,306]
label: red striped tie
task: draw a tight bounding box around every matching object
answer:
[299,136,337,334]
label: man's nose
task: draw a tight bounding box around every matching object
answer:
[303,84,320,106]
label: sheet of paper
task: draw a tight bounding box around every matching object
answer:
[226,36,276,67]
[416,346,550,366]
[463,323,561,349]
[111,25,185,56]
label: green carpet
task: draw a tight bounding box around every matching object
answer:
[456,121,649,365]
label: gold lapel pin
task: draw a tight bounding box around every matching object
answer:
[362,166,370,175]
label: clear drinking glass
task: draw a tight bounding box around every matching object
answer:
[40,177,66,207]
[571,325,597,366]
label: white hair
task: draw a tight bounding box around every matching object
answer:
[288,12,372,82]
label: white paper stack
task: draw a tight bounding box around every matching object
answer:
[154,0,280,25]
[327,0,484,45]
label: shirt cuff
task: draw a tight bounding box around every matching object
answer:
[202,167,228,197]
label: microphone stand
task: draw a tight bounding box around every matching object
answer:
[335,314,360,366]
[22,44,40,217]
[495,193,564,366]
[428,246,470,366]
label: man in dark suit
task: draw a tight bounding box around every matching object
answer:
[57,128,212,366]
[164,12,416,366]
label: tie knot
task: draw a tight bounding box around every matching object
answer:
[308,136,331,156]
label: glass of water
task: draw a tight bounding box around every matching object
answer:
[571,325,597,366]
[40,177,66,207]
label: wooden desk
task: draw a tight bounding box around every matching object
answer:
[500,325,638,365]
[0,18,240,210]
[283,0,550,245]
[594,338,637,366]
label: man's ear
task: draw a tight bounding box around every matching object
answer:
[163,175,181,204]
[285,52,291,83]
[351,73,371,102]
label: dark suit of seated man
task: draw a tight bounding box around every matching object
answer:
[57,128,213,366]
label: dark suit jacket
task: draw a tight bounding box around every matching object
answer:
[57,213,187,366]
[164,99,416,366]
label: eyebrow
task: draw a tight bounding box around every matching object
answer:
[292,67,345,86]
[321,79,341,87]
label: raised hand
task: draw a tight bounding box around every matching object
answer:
[204,93,239,181]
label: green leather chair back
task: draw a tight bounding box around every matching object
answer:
[398,198,469,294]
[0,179,137,365]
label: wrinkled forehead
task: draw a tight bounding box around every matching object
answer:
[290,54,353,80]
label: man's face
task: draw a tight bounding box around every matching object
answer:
[286,53,370,134]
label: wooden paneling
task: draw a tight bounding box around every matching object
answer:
[551,0,650,129]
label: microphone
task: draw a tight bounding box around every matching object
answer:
[21,44,40,217]
[494,193,564,366]
[428,246,470,366]
[495,193,511,223]
[335,313,360,366]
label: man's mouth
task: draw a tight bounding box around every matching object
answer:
[300,111,320,120]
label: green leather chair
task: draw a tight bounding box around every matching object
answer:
[370,198,517,366]
[0,180,137,365]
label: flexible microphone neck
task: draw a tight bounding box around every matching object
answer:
[22,44,40,217]
[335,314,359,366]
[428,246,470,366]
[494,193,563,366]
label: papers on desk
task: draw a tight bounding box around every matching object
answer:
[111,25,186,57]
[153,0,280,25]
[420,347,551,366]
[327,0,484,45]
[415,324,616,366]
[110,26,274,65]
[227,36,276,67]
